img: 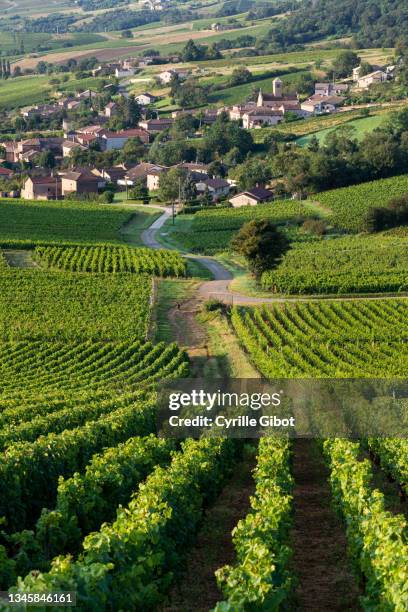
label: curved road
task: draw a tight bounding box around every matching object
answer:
[141,208,408,306]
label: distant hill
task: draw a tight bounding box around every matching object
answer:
[263,0,408,50]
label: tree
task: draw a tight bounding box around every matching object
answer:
[359,61,373,77]
[230,158,272,190]
[229,67,252,87]
[121,29,133,39]
[129,179,150,204]
[36,61,48,75]
[37,150,55,169]
[159,168,195,202]
[307,135,320,153]
[201,186,213,207]
[171,78,208,108]
[149,138,196,166]
[231,219,289,277]
[331,50,359,78]
[121,137,144,164]
[181,40,202,62]
[205,116,254,156]
[207,160,226,178]
[171,114,197,138]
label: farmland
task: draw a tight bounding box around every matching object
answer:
[34,244,186,276]
[168,201,317,254]
[296,113,387,146]
[262,233,408,294]
[0,0,408,607]
[0,199,134,245]
[315,175,408,232]
[0,269,152,340]
[231,300,408,377]
[0,74,107,110]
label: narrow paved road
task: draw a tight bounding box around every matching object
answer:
[140,208,408,306]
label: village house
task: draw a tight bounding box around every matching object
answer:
[60,169,103,197]
[21,104,60,119]
[256,79,304,116]
[3,138,63,164]
[177,162,209,176]
[22,176,62,200]
[76,125,106,137]
[118,162,167,187]
[211,22,228,32]
[242,108,283,129]
[104,102,118,118]
[76,90,97,101]
[138,118,174,133]
[157,69,188,84]
[315,82,348,97]
[0,167,14,179]
[62,140,88,158]
[115,67,136,79]
[100,128,150,150]
[135,92,158,106]
[357,70,388,89]
[229,78,304,123]
[147,166,168,191]
[76,133,99,147]
[196,178,230,200]
[229,187,273,208]
[137,57,154,68]
[301,94,344,115]
[92,166,128,184]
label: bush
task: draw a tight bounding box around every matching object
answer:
[98,191,114,204]
[203,298,225,313]
[301,219,327,236]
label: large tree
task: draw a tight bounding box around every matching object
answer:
[231,219,289,277]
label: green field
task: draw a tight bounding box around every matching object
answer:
[262,233,408,294]
[0,0,74,16]
[166,201,318,254]
[0,75,51,110]
[34,244,186,276]
[297,113,387,146]
[207,69,309,106]
[315,175,408,232]
[232,300,408,377]
[0,199,133,246]
[0,73,108,110]
[0,269,152,340]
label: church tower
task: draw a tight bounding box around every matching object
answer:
[273,77,283,98]
[257,89,264,107]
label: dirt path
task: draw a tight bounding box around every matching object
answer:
[161,448,257,612]
[291,440,361,611]
[3,250,38,269]
[141,209,408,306]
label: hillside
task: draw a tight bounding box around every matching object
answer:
[263,0,408,49]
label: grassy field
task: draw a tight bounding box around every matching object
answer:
[207,69,309,106]
[0,73,108,110]
[0,75,52,110]
[251,104,405,142]
[0,0,75,17]
[297,113,388,146]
